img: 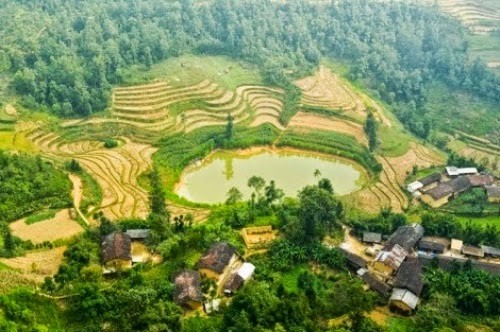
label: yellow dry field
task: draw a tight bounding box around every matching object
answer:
[168,202,211,223]
[436,0,500,34]
[0,246,66,283]
[385,142,446,183]
[64,80,285,133]
[10,209,84,244]
[295,65,366,119]
[0,268,37,293]
[27,130,157,220]
[288,112,368,146]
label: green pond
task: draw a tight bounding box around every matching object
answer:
[176,149,364,204]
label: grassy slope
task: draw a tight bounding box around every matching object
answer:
[121,55,263,90]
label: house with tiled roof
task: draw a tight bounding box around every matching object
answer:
[389,257,424,312]
[174,270,203,310]
[197,242,238,282]
[102,232,132,272]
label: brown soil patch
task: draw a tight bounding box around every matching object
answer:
[69,174,83,210]
[10,209,84,244]
[288,112,367,145]
[0,246,66,283]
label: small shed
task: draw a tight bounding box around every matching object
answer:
[446,166,478,177]
[204,299,221,314]
[339,248,367,271]
[237,262,255,281]
[462,245,484,258]
[450,239,463,254]
[418,173,441,187]
[359,270,392,298]
[418,237,450,254]
[480,245,500,258]
[224,274,244,295]
[363,232,382,244]
[406,181,423,193]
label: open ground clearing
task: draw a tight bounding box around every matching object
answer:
[10,209,84,244]
[168,202,211,223]
[26,129,156,220]
[0,246,66,284]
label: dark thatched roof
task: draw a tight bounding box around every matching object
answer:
[394,257,424,296]
[363,232,382,243]
[361,272,391,298]
[102,232,131,263]
[462,245,484,258]
[418,255,500,275]
[339,248,367,270]
[426,176,471,200]
[418,237,450,253]
[418,173,441,186]
[467,174,494,187]
[485,186,500,199]
[197,242,236,273]
[224,273,244,295]
[384,224,424,252]
[174,270,203,304]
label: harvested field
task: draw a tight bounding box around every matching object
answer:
[26,130,156,220]
[65,79,285,134]
[0,268,37,293]
[295,66,366,118]
[0,247,66,283]
[168,202,211,223]
[10,209,84,244]
[385,143,445,183]
[288,112,367,146]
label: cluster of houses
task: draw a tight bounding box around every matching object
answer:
[341,224,500,314]
[173,242,255,312]
[406,166,499,208]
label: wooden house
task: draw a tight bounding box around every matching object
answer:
[339,248,367,271]
[358,270,392,299]
[197,242,237,282]
[422,176,471,208]
[467,174,494,187]
[102,232,132,272]
[389,257,423,313]
[373,244,408,276]
[418,237,450,254]
[384,224,424,253]
[174,270,203,310]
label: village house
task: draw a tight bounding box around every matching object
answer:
[126,229,151,264]
[357,269,392,299]
[485,186,500,203]
[446,166,478,177]
[421,176,471,208]
[241,226,276,249]
[406,173,441,194]
[467,174,494,187]
[224,262,255,295]
[462,245,485,258]
[125,229,151,240]
[384,224,424,253]
[102,232,132,272]
[339,248,368,271]
[362,232,382,244]
[373,244,408,276]
[174,270,203,310]
[480,245,500,258]
[389,257,424,313]
[418,237,450,254]
[197,242,238,282]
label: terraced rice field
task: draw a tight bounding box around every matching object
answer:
[437,0,500,34]
[64,79,285,133]
[295,66,366,119]
[26,130,156,220]
[0,246,66,283]
[10,209,84,244]
[288,112,368,146]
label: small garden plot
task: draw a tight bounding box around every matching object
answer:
[0,246,66,283]
[10,209,84,244]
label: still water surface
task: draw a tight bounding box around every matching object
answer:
[176,149,363,204]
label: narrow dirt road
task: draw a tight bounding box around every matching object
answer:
[69,173,90,225]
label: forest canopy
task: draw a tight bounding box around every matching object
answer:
[1,0,498,139]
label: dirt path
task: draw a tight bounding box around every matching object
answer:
[69,173,90,225]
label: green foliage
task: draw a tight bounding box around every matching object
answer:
[279,84,302,125]
[102,138,118,149]
[364,112,378,152]
[0,152,72,223]
[65,158,83,173]
[276,129,381,176]
[24,209,57,225]
[347,208,408,236]
[226,187,243,205]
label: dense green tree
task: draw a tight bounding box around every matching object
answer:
[364,112,378,152]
